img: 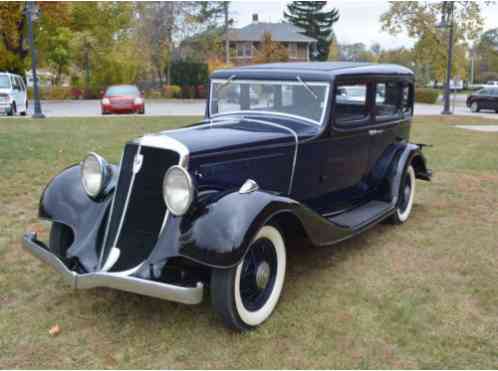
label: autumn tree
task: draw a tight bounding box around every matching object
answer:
[252,33,289,64]
[284,1,339,61]
[381,1,486,82]
[327,36,340,61]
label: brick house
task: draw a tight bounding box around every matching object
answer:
[180,14,317,66]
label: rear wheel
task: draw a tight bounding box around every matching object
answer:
[470,101,480,113]
[7,102,16,116]
[49,222,74,261]
[210,225,287,331]
[389,165,416,224]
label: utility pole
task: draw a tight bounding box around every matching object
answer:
[441,1,454,115]
[26,1,45,118]
[224,2,229,64]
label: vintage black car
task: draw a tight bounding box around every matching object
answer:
[466,87,498,113]
[23,62,432,331]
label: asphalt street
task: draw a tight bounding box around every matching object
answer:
[2,98,498,120]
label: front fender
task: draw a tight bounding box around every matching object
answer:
[39,164,117,271]
[146,190,351,270]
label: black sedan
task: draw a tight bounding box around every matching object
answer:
[467,88,498,113]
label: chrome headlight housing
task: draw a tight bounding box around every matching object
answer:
[81,152,111,198]
[162,166,194,216]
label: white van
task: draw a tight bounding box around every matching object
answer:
[0,72,28,116]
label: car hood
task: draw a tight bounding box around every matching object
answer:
[142,118,297,157]
[0,88,12,94]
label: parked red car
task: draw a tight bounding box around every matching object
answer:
[101,85,145,115]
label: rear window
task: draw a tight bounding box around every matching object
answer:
[105,85,139,96]
[0,75,11,89]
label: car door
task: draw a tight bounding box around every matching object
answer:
[303,79,372,214]
[492,88,498,111]
[17,77,27,109]
[10,75,21,109]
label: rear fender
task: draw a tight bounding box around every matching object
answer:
[38,164,117,270]
[389,143,431,204]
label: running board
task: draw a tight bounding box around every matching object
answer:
[328,200,393,231]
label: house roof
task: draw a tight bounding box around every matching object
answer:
[222,22,317,43]
[211,62,414,82]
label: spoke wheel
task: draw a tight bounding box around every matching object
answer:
[211,225,286,331]
[390,165,416,224]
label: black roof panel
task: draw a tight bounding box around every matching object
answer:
[211,62,414,82]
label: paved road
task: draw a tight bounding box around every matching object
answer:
[30,99,205,117]
[2,98,498,120]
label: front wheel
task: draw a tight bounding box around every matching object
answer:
[470,101,480,113]
[390,165,416,224]
[210,225,287,331]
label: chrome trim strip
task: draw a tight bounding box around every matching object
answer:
[22,233,203,305]
[209,78,331,126]
[244,118,299,195]
[101,144,142,271]
[98,151,124,269]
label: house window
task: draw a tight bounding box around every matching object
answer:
[288,43,298,59]
[236,43,252,58]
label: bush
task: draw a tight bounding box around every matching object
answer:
[171,61,208,87]
[196,85,208,99]
[415,88,439,104]
[163,85,182,98]
[181,85,196,99]
[144,90,162,99]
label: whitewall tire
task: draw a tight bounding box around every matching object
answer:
[391,165,416,224]
[210,225,287,331]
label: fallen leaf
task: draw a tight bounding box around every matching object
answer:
[49,324,61,337]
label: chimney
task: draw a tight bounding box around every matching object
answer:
[252,14,259,23]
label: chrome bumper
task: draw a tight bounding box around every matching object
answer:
[22,232,203,305]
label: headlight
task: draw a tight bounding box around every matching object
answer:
[162,166,194,216]
[134,97,143,105]
[81,152,110,198]
[102,97,110,105]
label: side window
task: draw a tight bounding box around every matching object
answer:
[401,84,413,115]
[375,82,402,117]
[18,77,26,91]
[335,83,369,126]
[11,76,20,90]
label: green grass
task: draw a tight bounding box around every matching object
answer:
[1,115,498,369]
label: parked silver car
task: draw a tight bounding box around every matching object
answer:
[0,72,28,116]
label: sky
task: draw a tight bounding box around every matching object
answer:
[230,1,498,50]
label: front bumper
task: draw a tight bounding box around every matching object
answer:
[22,232,203,305]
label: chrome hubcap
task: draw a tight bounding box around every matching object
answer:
[255,261,271,289]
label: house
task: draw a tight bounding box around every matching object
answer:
[180,14,317,66]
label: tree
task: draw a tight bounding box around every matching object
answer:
[252,33,289,64]
[381,2,484,83]
[0,1,70,74]
[284,1,339,61]
[327,36,340,61]
[476,28,498,82]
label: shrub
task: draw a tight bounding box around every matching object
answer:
[415,88,439,104]
[144,90,162,99]
[70,88,83,100]
[196,85,208,99]
[163,85,182,98]
[181,85,196,99]
[171,61,208,87]
[44,87,72,100]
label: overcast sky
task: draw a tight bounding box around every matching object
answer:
[230,0,498,49]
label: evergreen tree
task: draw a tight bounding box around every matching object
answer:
[284,1,339,61]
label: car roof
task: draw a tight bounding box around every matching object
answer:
[211,62,414,82]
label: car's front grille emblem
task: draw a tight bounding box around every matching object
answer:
[133,153,144,174]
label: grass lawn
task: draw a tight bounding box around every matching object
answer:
[1,115,497,369]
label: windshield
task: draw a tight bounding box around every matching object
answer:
[210,79,329,125]
[105,85,139,96]
[0,75,11,89]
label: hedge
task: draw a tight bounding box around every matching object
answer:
[171,61,208,87]
[415,88,440,104]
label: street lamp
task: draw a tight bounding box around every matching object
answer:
[436,1,455,115]
[25,1,45,119]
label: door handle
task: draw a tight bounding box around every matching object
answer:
[369,129,384,136]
